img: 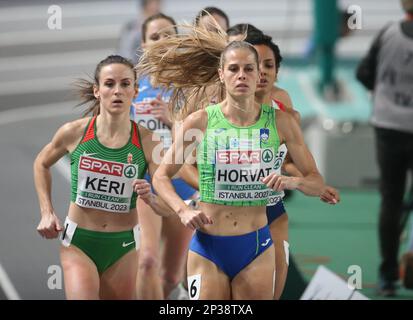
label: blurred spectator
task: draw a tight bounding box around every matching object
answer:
[227,23,264,42]
[303,9,353,61]
[356,0,413,297]
[194,6,230,32]
[400,186,413,290]
[303,10,352,60]
[117,0,161,64]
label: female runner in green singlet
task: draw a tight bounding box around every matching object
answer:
[34,55,171,299]
[227,24,339,299]
[136,28,338,299]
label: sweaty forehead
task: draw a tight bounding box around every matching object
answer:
[147,18,175,35]
[224,48,256,65]
[254,45,275,61]
[99,64,134,80]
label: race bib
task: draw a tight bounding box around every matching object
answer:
[267,144,287,206]
[214,148,275,202]
[76,156,138,213]
[132,99,172,149]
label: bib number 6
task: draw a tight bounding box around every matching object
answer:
[187,274,201,300]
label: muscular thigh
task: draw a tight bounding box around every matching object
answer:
[187,251,231,300]
[138,198,162,252]
[231,244,275,300]
[162,214,194,271]
[100,249,138,300]
[270,213,288,243]
[60,245,100,300]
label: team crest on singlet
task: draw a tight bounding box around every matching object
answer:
[260,128,270,142]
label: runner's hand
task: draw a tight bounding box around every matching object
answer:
[37,213,62,239]
[320,185,340,205]
[261,172,299,191]
[150,94,172,128]
[132,179,152,204]
[178,208,213,230]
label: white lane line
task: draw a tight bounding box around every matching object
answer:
[0,103,76,300]
[0,102,78,182]
[0,49,110,72]
[0,0,401,22]
[0,76,72,96]
[0,101,80,126]
[0,1,135,22]
[0,24,121,47]
[0,262,21,300]
[0,102,75,182]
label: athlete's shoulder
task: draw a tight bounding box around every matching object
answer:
[50,117,90,151]
[275,109,301,143]
[60,117,90,140]
[185,108,208,130]
[271,86,293,110]
[136,122,152,141]
[275,108,295,125]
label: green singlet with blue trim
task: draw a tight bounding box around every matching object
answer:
[197,104,280,207]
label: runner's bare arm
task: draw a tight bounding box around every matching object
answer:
[282,109,303,176]
[271,90,339,203]
[171,117,198,186]
[271,111,325,196]
[178,163,199,190]
[34,119,87,238]
[138,125,175,217]
[153,110,206,214]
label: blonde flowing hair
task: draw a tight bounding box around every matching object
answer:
[135,21,230,119]
[136,19,259,119]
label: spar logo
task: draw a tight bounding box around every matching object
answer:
[274,158,282,170]
[274,150,286,170]
[124,165,137,178]
[262,149,273,163]
[79,156,124,177]
[216,150,261,164]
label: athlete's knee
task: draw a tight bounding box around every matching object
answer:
[162,272,182,289]
[138,249,160,272]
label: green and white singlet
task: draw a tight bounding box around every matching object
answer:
[267,100,288,206]
[70,116,147,213]
[197,104,280,207]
